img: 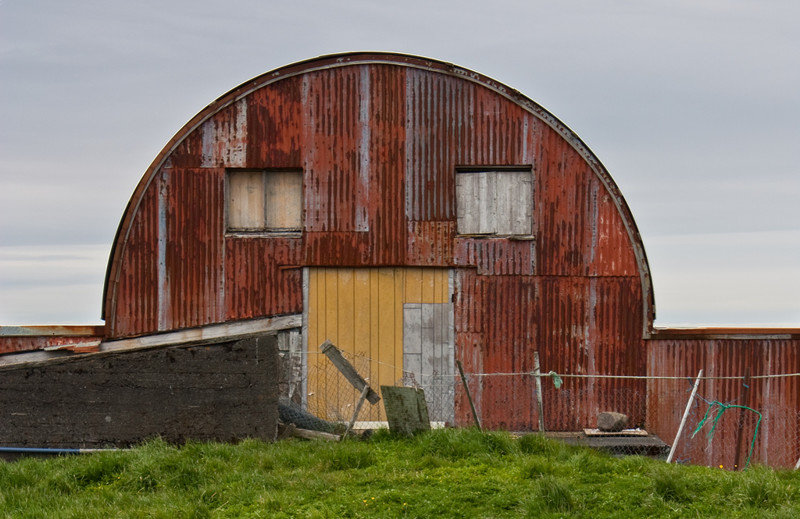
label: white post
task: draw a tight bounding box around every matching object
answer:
[343,385,370,439]
[794,455,800,470]
[666,369,703,463]
[534,351,545,433]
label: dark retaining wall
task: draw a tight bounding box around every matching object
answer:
[0,335,278,448]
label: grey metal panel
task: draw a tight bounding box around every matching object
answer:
[403,302,455,423]
[277,328,303,403]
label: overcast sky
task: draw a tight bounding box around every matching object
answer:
[1,0,798,326]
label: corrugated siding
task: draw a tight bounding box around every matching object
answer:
[164,168,225,329]
[110,62,641,338]
[454,271,644,430]
[647,338,800,468]
[224,238,303,321]
[535,125,637,277]
[0,335,102,355]
[113,175,159,337]
[104,57,649,435]
[306,267,449,420]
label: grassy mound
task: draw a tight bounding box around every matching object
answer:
[1,429,799,517]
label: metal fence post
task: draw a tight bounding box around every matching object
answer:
[666,369,703,463]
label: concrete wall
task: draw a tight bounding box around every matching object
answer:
[0,335,278,448]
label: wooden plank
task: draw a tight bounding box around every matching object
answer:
[377,269,397,390]
[343,385,370,437]
[496,171,532,235]
[96,315,301,354]
[457,172,491,234]
[369,269,381,390]
[421,268,434,303]
[306,269,320,414]
[381,385,430,436]
[338,269,355,355]
[264,171,302,230]
[228,171,265,230]
[353,269,371,359]
[320,340,380,404]
[456,360,481,430]
[404,268,422,303]
[479,172,496,234]
[667,369,703,464]
[393,269,405,384]
[290,426,340,442]
[583,428,649,437]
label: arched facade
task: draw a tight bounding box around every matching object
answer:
[103,53,654,430]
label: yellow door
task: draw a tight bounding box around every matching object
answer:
[305,267,450,421]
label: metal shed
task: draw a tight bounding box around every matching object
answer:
[3,53,798,467]
[100,52,652,430]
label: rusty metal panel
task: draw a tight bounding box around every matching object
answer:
[101,52,654,401]
[303,232,371,266]
[406,221,454,265]
[163,128,204,170]
[453,238,535,275]
[404,68,537,223]
[111,175,160,337]
[366,64,408,265]
[303,67,364,233]
[453,271,644,431]
[535,276,645,431]
[224,237,303,321]
[201,98,247,168]
[534,125,638,277]
[0,326,105,355]
[647,338,800,468]
[164,168,225,330]
[246,75,303,167]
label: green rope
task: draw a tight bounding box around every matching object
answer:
[691,401,762,469]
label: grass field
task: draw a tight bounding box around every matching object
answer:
[1,429,799,518]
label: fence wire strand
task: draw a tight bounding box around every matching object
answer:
[279,349,800,469]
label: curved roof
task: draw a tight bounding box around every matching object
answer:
[103,51,655,334]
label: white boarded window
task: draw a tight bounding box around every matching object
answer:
[456,169,532,235]
[227,170,302,232]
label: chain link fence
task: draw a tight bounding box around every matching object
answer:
[279,346,800,469]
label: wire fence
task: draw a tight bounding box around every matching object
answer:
[278,348,800,470]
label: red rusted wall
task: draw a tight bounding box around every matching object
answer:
[647,335,800,468]
[454,272,645,430]
[0,326,105,355]
[104,54,650,430]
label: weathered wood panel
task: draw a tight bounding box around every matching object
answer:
[306,268,450,421]
[228,170,265,230]
[264,171,303,230]
[456,170,532,236]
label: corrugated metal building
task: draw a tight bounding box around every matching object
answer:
[99,52,652,431]
[2,53,798,465]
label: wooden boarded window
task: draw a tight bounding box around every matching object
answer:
[455,169,533,235]
[227,170,302,232]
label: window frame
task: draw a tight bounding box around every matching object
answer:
[225,168,304,236]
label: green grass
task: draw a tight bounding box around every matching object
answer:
[1,429,799,518]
